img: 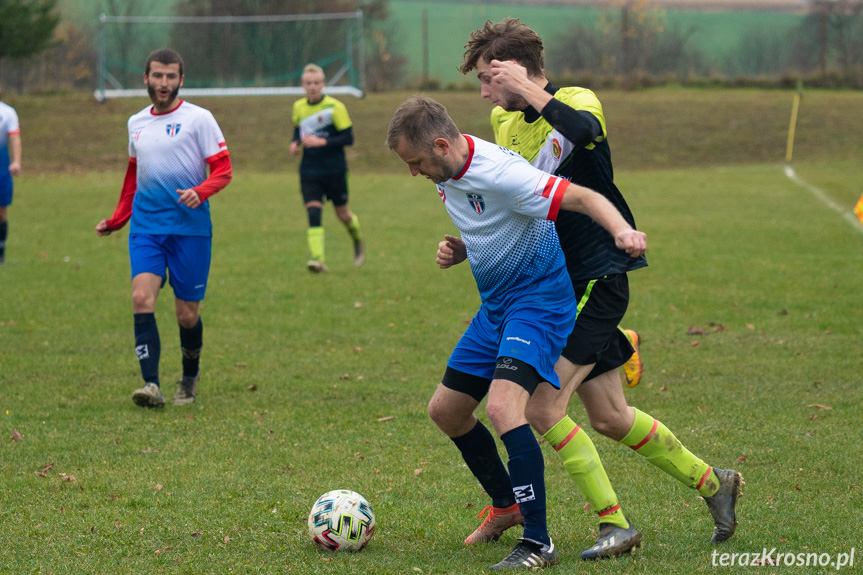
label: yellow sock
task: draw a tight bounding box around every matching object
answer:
[621,408,719,497]
[544,416,629,528]
[307,227,325,262]
[346,213,362,243]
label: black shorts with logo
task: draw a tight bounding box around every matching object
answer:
[562,273,635,382]
[300,172,349,207]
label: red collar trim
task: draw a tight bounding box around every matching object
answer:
[151,100,184,116]
[452,135,474,181]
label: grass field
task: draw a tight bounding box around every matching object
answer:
[1,89,862,573]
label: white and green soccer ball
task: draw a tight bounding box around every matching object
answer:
[308,489,376,552]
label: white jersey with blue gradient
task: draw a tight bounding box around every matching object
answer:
[435,135,571,318]
[128,100,227,237]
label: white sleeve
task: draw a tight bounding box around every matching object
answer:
[196,109,228,160]
[494,154,567,220]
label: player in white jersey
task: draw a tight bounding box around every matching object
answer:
[96,49,232,408]
[0,84,22,266]
[386,95,645,571]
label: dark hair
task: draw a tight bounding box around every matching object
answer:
[145,48,184,76]
[386,95,461,152]
[460,18,544,77]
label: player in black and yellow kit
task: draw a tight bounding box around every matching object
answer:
[290,64,364,273]
[452,19,742,559]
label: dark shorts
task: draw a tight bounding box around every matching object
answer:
[0,174,12,207]
[300,173,349,207]
[442,358,543,403]
[562,273,635,382]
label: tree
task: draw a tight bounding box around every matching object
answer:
[0,0,59,60]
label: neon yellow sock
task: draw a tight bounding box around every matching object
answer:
[346,213,362,243]
[621,408,719,497]
[544,416,629,528]
[307,227,325,262]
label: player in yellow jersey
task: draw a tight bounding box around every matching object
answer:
[290,64,364,273]
[453,19,741,559]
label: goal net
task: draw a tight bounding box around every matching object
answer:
[95,11,365,102]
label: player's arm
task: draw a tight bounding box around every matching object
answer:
[436,234,467,269]
[290,126,301,156]
[177,150,232,209]
[301,126,353,149]
[8,131,21,176]
[539,99,602,148]
[557,182,646,257]
[97,158,137,236]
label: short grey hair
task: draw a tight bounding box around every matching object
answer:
[386,95,461,152]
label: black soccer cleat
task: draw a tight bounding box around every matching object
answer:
[580,518,642,560]
[489,538,559,571]
[704,468,743,543]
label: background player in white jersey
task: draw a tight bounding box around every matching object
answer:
[455,18,742,557]
[290,64,364,273]
[0,83,22,266]
[386,95,645,571]
[96,49,232,408]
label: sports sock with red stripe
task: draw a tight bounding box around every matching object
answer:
[544,416,629,528]
[621,408,719,497]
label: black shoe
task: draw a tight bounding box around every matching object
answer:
[704,468,743,543]
[580,518,642,560]
[489,538,559,571]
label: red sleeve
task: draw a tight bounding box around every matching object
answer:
[105,158,137,231]
[193,151,232,202]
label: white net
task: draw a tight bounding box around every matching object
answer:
[95,11,365,101]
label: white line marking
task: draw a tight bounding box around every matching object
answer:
[784,164,863,234]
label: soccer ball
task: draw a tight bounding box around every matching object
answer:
[308,489,376,551]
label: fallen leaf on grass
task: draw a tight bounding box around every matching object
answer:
[248,385,257,391]
[223,536,230,543]
[41,463,54,472]
[59,473,77,482]
[807,404,832,410]
[192,530,202,538]
[35,472,47,478]
[235,362,247,368]
[808,414,818,421]
[10,429,22,441]
[687,326,707,336]
[779,536,787,542]
[155,484,163,490]
[736,455,747,463]
[377,416,394,422]
[414,468,423,476]
[746,323,755,330]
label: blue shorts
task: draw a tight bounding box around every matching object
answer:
[0,175,12,207]
[447,300,576,391]
[129,233,211,302]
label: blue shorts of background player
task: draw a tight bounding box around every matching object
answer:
[447,300,576,396]
[129,233,211,301]
[0,174,12,207]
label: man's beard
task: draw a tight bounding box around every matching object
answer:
[147,84,180,105]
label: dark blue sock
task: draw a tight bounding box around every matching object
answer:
[451,421,516,509]
[501,424,549,546]
[134,313,160,386]
[0,220,7,257]
[179,316,203,378]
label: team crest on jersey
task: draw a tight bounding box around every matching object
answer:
[466,193,485,214]
[551,138,562,159]
[166,123,182,137]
